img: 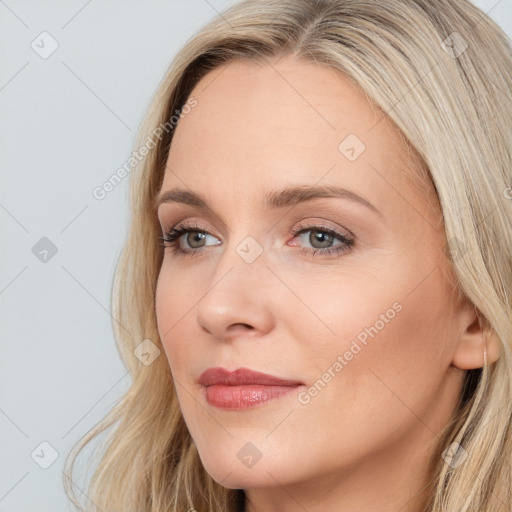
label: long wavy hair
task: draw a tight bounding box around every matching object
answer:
[63,0,512,510]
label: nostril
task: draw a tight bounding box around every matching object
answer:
[228,323,254,331]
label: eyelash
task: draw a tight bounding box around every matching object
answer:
[159,221,355,259]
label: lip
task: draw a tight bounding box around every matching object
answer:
[198,367,304,410]
[198,367,303,387]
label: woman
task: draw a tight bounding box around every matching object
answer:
[64,0,512,511]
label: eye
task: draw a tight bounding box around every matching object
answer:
[289,222,354,257]
[158,220,355,258]
[159,221,220,256]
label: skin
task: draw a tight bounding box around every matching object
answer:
[154,55,500,512]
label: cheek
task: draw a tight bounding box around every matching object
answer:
[154,267,198,372]
[299,265,456,436]
[278,263,407,369]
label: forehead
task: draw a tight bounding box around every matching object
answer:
[162,55,434,221]
[173,56,382,154]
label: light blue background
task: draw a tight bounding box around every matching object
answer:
[1,1,511,510]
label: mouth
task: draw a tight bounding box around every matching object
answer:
[198,367,305,410]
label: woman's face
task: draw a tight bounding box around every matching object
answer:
[155,55,469,505]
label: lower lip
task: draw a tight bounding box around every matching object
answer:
[204,384,301,409]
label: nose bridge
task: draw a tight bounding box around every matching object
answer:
[209,231,269,302]
[213,225,269,282]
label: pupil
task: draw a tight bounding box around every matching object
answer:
[188,232,205,248]
[312,230,331,248]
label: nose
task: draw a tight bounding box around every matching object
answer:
[195,242,275,340]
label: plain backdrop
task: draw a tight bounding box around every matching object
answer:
[0,1,510,510]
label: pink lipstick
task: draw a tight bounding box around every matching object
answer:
[198,367,304,410]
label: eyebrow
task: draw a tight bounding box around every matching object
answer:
[154,184,383,219]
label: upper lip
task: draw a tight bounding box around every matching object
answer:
[198,367,304,387]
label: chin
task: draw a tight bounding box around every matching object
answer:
[197,446,289,489]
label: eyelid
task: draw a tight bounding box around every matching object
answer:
[161,218,221,238]
[160,215,351,237]
[290,218,353,239]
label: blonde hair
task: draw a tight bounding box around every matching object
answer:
[63,0,512,510]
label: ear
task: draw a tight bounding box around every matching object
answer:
[451,302,501,370]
